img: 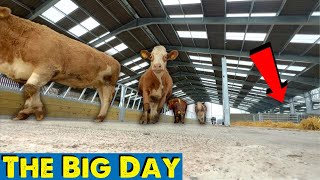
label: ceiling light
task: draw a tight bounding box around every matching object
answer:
[41,7,65,23]
[287,66,306,71]
[80,17,100,30]
[125,80,138,87]
[227,59,253,66]
[69,25,88,37]
[193,62,212,66]
[277,64,288,70]
[189,55,211,62]
[94,42,105,48]
[312,11,320,16]
[177,31,207,39]
[226,13,249,17]
[245,33,266,41]
[124,57,142,66]
[195,68,214,73]
[281,72,296,76]
[114,43,128,52]
[105,36,116,43]
[54,0,78,15]
[162,0,201,6]
[170,14,203,18]
[236,73,247,77]
[250,13,277,17]
[106,48,118,55]
[290,34,320,44]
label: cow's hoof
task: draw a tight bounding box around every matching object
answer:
[95,116,105,122]
[13,113,29,121]
[35,111,44,121]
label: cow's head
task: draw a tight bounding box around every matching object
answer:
[140,46,179,74]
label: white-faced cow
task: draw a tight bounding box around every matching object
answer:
[0,7,120,122]
[138,46,179,124]
[195,102,207,124]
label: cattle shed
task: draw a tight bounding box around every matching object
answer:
[0,0,319,179]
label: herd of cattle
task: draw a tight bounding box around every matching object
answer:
[0,6,208,124]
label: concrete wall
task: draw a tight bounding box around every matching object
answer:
[0,89,197,124]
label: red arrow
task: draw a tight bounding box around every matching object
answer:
[250,42,288,103]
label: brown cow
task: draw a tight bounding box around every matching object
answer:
[195,102,207,124]
[168,98,187,124]
[0,7,120,122]
[138,46,178,124]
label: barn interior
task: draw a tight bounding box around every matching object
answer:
[0,0,319,179]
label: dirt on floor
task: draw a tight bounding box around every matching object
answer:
[0,118,319,180]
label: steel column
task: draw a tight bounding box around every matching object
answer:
[304,92,313,114]
[222,57,230,126]
[289,98,296,114]
[119,85,127,121]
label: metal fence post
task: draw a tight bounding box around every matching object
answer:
[78,88,87,100]
[91,91,98,103]
[44,82,55,95]
[62,87,71,98]
[119,85,127,121]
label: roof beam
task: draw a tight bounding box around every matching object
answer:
[168,61,319,87]
[91,16,319,47]
[27,0,60,20]
[166,46,319,64]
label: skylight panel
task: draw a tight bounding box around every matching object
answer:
[287,66,306,71]
[170,14,203,18]
[253,86,264,90]
[69,25,88,37]
[227,59,253,66]
[105,36,116,43]
[277,64,288,70]
[193,62,212,66]
[80,17,100,30]
[227,72,236,76]
[177,31,191,38]
[140,62,149,68]
[290,34,320,44]
[169,15,185,18]
[124,57,142,66]
[177,31,207,39]
[186,14,203,18]
[94,42,105,48]
[120,72,125,77]
[162,0,201,5]
[251,13,277,17]
[114,43,128,52]
[195,68,214,73]
[226,13,249,17]
[131,65,141,71]
[42,7,65,23]
[312,11,320,16]
[281,72,296,76]
[137,70,146,74]
[106,48,118,55]
[226,32,245,40]
[201,78,215,82]
[245,33,266,41]
[54,0,78,15]
[236,73,247,77]
[202,80,215,84]
[227,66,251,71]
[125,80,138,87]
[189,55,211,62]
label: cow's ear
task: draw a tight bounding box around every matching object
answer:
[140,50,151,60]
[167,50,179,61]
[0,7,11,18]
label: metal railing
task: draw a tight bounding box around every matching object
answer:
[0,74,174,114]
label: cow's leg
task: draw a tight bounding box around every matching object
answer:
[96,85,114,122]
[14,71,53,121]
[149,102,159,124]
[140,91,149,124]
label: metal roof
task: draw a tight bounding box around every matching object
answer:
[2,0,319,113]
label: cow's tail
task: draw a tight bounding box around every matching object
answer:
[0,7,11,19]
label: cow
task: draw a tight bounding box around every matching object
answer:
[138,46,179,124]
[168,97,187,124]
[195,102,207,124]
[0,7,120,122]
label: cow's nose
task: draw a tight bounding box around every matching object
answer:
[153,63,162,69]
[178,111,181,114]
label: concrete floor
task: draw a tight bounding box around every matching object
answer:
[0,118,319,179]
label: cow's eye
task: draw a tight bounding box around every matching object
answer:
[163,55,167,61]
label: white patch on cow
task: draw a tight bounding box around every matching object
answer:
[0,58,33,80]
[150,46,167,72]
[150,86,162,100]
[150,102,158,119]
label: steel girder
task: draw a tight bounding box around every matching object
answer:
[91,16,320,48]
